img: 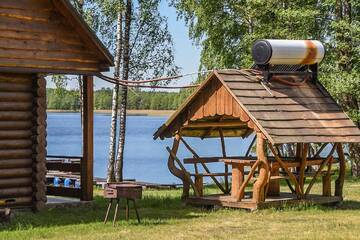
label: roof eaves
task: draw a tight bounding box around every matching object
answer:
[153,71,217,140]
[54,0,114,67]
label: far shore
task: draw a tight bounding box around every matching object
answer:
[47,109,175,116]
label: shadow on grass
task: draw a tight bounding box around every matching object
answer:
[0,193,208,231]
[332,200,360,210]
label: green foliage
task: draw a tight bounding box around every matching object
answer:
[170,0,324,69]
[47,88,192,111]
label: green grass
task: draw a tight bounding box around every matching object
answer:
[1,177,360,240]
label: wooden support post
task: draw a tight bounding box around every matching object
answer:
[335,143,346,198]
[299,143,309,195]
[322,175,332,197]
[219,128,229,193]
[32,75,47,211]
[235,160,260,201]
[195,175,203,196]
[166,147,200,196]
[81,75,94,201]
[167,134,190,199]
[323,147,334,197]
[231,164,244,199]
[252,133,269,204]
[267,164,280,196]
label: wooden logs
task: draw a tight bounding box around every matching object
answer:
[0,159,32,169]
[0,187,32,198]
[0,178,32,188]
[335,143,346,198]
[252,134,270,203]
[32,75,47,211]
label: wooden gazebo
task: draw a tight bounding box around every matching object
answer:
[0,0,113,210]
[154,69,360,210]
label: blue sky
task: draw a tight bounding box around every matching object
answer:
[50,1,201,90]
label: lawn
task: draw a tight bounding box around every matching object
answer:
[1,177,360,240]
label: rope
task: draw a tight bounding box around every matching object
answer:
[96,67,310,90]
[96,69,213,89]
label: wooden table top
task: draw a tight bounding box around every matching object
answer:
[219,158,257,165]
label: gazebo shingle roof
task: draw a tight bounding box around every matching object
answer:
[154,69,360,144]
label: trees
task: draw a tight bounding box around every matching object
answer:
[170,0,322,69]
[171,0,360,175]
[89,0,178,181]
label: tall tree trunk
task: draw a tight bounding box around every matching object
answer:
[76,0,85,126]
[107,10,123,182]
[115,0,132,182]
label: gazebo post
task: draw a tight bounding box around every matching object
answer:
[335,143,346,198]
[168,134,190,199]
[81,75,94,201]
[253,133,269,203]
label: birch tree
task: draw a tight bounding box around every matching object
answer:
[89,0,178,181]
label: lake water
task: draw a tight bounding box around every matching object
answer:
[47,113,253,184]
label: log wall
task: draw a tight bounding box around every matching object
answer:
[0,73,46,210]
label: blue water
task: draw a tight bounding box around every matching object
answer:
[47,113,253,184]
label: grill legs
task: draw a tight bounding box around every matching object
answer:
[104,198,141,226]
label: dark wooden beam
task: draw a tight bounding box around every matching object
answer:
[81,75,93,201]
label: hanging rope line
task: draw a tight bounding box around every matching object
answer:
[96,69,213,89]
[96,68,262,89]
[96,67,309,90]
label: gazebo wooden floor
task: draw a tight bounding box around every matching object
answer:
[186,193,342,211]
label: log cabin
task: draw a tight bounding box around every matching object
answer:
[0,0,113,210]
[154,41,360,210]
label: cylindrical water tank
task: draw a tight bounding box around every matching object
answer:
[252,39,325,65]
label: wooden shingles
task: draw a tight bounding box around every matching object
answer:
[154,69,360,144]
[217,70,360,144]
[0,0,113,74]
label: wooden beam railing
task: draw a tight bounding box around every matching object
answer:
[46,155,82,199]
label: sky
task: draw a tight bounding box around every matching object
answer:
[49,1,201,90]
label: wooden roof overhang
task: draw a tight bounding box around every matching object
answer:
[0,0,114,75]
[154,69,360,144]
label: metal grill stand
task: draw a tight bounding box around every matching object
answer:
[103,183,142,226]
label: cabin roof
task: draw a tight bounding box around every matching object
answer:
[0,0,114,75]
[54,0,114,66]
[154,69,360,144]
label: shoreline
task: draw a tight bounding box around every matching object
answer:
[47,109,175,116]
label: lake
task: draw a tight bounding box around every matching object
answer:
[47,112,253,184]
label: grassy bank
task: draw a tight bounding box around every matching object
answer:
[47,109,175,116]
[1,178,360,240]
